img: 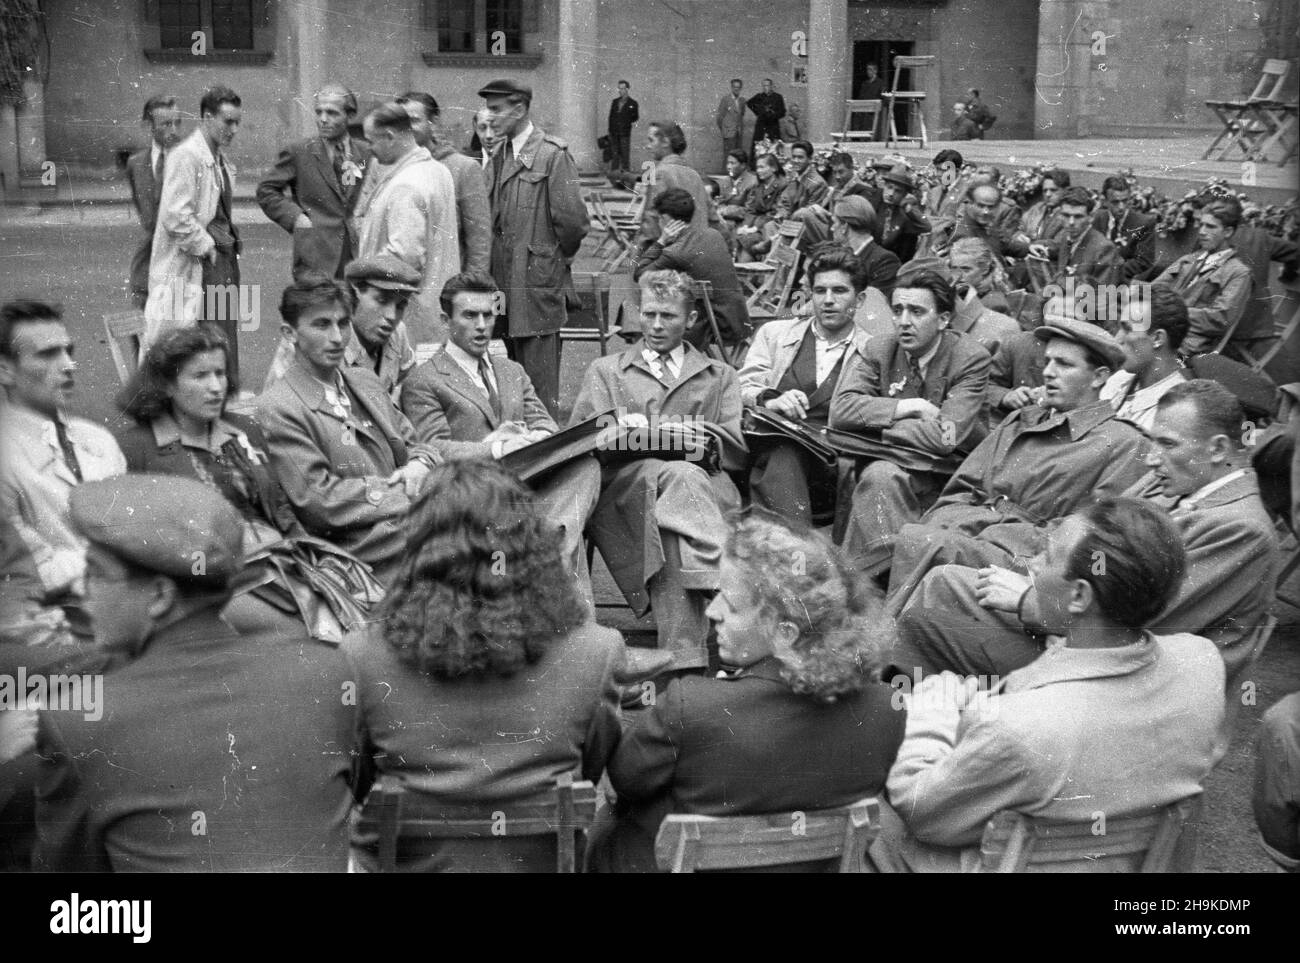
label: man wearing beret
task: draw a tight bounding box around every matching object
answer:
[479,78,588,418]
[262,255,420,403]
[883,317,1151,613]
[257,278,440,585]
[0,300,126,648]
[33,475,362,871]
[256,83,372,282]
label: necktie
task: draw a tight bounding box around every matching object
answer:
[907,355,922,387]
[479,356,502,419]
[53,419,84,483]
[657,352,676,383]
[153,150,165,185]
[332,142,345,185]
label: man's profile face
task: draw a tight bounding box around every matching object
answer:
[352,283,408,353]
[287,301,352,376]
[363,118,401,165]
[148,106,183,149]
[789,146,811,174]
[1058,203,1090,239]
[483,95,524,139]
[645,126,670,160]
[640,291,693,354]
[314,96,350,141]
[969,187,1000,226]
[0,320,75,417]
[1041,338,1105,411]
[201,102,241,149]
[892,287,946,357]
[83,545,156,655]
[445,290,498,359]
[1115,301,1156,374]
[810,269,861,336]
[1027,515,1089,636]
[1147,400,1222,497]
[400,101,434,150]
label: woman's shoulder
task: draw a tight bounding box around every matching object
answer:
[553,621,624,669]
[223,410,266,441]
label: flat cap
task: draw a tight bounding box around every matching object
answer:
[882,164,915,191]
[1034,318,1125,370]
[833,195,877,227]
[894,256,953,285]
[344,255,420,291]
[871,153,905,171]
[70,475,244,585]
[477,78,532,102]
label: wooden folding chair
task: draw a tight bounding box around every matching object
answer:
[366,773,598,873]
[746,244,803,320]
[1202,59,1292,161]
[1236,287,1300,375]
[690,279,748,368]
[735,219,804,298]
[654,798,879,873]
[587,193,637,273]
[830,99,882,142]
[103,309,146,385]
[884,55,934,149]
[607,272,643,343]
[1249,100,1299,167]
[977,797,1202,872]
[561,270,616,356]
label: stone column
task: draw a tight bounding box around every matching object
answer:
[807,0,848,143]
[15,78,47,177]
[0,103,21,192]
[1035,0,1097,138]
[292,0,327,137]
[556,0,599,169]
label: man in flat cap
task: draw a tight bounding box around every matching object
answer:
[257,83,372,282]
[33,474,362,871]
[0,300,126,648]
[883,316,1151,613]
[257,278,441,585]
[877,165,932,264]
[400,270,602,606]
[353,102,460,346]
[830,269,991,578]
[834,195,901,297]
[479,78,588,418]
[261,255,419,403]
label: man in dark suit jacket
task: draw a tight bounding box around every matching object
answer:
[607,80,640,173]
[125,95,183,308]
[746,78,786,158]
[256,84,372,281]
[1092,175,1156,281]
[34,475,361,871]
[632,188,749,346]
[830,270,991,577]
[399,271,601,606]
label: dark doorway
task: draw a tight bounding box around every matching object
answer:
[852,39,916,138]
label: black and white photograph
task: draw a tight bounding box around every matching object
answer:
[0,0,1297,908]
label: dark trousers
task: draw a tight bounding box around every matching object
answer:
[199,248,242,387]
[504,331,562,419]
[750,121,782,162]
[609,132,632,172]
[749,442,838,526]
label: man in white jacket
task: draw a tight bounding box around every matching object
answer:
[353,102,460,346]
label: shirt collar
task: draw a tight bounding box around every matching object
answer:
[1184,468,1247,507]
[510,121,535,158]
[642,344,685,367]
[445,339,489,375]
[151,411,241,451]
[907,335,943,375]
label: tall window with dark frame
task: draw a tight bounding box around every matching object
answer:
[158,0,254,49]
[438,0,475,53]
[485,0,523,54]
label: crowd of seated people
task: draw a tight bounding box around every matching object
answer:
[1,124,1297,873]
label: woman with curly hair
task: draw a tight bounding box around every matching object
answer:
[113,324,384,641]
[345,460,624,872]
[587,510,905,872]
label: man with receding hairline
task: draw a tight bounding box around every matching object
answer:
[126,94,182,308]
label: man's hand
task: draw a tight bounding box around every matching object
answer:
[764,389,810,421]
[1027,242,1051,260]
[895,398,942,421]
[1000,386,1040,410]
[205,248,218,264]
[975,565,1031,613]
[292,213,313,231]
[0,709,39,764]
[388,459,431,499]
[659,217,688,244]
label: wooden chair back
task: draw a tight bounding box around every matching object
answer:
[368,773,598,873]
[654,798,879,873]
[103,309,147,385]
[832,99,882,141]
[978,797,1202,872]
[561,270,615,355]
[747,244,802,319]
[1250,59,1292,103]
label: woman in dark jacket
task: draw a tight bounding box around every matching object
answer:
[344,460,624,872]
[736,153,789,261]
[113,325,383,641]
[587,510,906,872]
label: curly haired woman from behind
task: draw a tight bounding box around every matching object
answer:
[587,510,906,872]
[344,460,624,872]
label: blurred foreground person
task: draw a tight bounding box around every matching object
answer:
[587,512,904,872]
[346,461,623,872]
[35,475,360,871]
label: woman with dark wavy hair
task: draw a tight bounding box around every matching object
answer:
[113,324,384,641]
[587,510,905,872]
[344,460,624,872]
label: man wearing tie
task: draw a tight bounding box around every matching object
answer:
[399,271,602,605]
[256,84,372,282]
[478,79,588,418]
[126,95,182,309]
[715,79,747,167]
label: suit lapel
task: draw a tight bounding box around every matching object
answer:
[434,350,499,427]
[339,367,407,464]
[310,138,346,203]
